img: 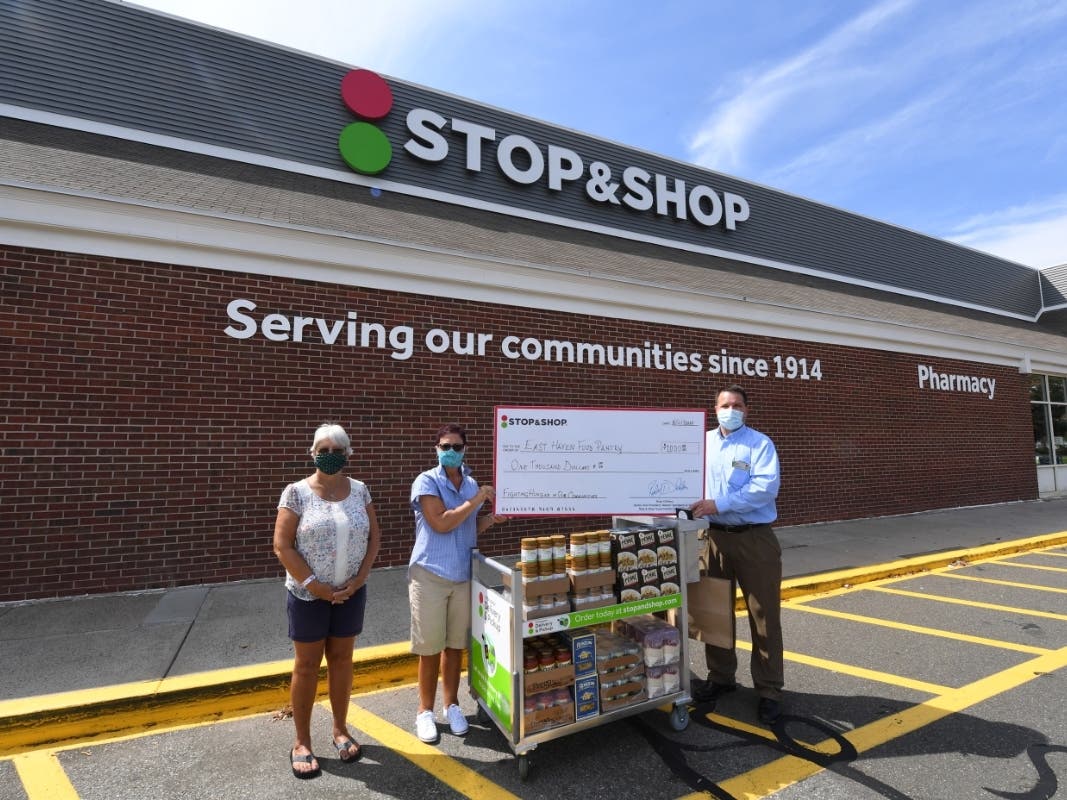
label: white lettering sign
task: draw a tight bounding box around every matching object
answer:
[221,300,822,381]
[401,110,750,232]
[916,364,996,399]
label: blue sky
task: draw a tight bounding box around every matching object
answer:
[132,0,1067,270]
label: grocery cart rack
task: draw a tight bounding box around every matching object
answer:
[468,519,706,780]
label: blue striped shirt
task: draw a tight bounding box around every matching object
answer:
[703,424,780,527]
[409,464,483,582]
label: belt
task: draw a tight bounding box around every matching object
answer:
[707,522,764,533]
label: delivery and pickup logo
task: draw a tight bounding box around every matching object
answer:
[337,69,393,175]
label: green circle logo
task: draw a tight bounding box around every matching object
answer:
[338,122,391,175]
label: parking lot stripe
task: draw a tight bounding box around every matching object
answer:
[986,561,1067,574]
[12,751,78,799]
[345,703,521,800]
[736,642,951,695]
[715,646,1067,799]
[937,573,1067,594]
[868,585,1067,621]
[789,605,1053,654]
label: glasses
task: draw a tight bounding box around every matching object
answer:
[315,448,346,455]
[436,443,465,452]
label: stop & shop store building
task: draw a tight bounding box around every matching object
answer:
[2,0,1066,601]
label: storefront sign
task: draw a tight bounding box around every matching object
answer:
[338,69,750,234]
[221,298,825,381]
[917,364,996,399]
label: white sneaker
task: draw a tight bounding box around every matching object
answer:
[443,703,469,735]
[415,709,439,743]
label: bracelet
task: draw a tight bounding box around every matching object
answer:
[300,574,317,588]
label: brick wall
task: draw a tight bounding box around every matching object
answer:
[0,245,1037,601]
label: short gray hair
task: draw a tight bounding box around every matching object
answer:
[310,423,352,455]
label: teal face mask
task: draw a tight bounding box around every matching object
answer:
[437,449,464,469]
[314,451,347,475]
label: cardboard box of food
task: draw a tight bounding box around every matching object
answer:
[523,701,575,734]
[503,572,570,600]
[596,651,642,674]
[524,664,576,696]
[599,662,645,684]
[569,568,617,592]
[599,688,648,714]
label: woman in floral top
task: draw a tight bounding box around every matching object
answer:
[273,423,381,779]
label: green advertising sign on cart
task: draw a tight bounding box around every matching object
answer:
[470,580,514,726]
[524,593,682,637]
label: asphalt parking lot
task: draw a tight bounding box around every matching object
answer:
[4,543,1065,800]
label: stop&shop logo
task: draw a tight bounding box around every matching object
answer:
[337,69,394,175]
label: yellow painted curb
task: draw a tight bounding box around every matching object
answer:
[2,532,1063,755]
[776,529,1067,605]
[0,641,445,756]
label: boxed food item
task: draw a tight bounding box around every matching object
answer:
[654,526,677,548]
[638,567,661,598]
[559,631,596,676]
[616,568,641,603]
[573,675,599,720]
[658,563,681,596]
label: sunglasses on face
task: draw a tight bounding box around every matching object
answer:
[316,448,346,455]
[436,443,465,452]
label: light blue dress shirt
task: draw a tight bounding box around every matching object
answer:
[409,464,483,582]
[703,424,780,526]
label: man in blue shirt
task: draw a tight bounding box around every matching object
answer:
[689,384,784,724]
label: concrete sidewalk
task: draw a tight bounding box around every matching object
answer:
[1,496,1066,752]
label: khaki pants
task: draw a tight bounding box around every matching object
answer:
[702,524,784,700]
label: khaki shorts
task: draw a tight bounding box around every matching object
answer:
[408,563,471,655]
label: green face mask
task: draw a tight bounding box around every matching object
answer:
[314,452,347,475]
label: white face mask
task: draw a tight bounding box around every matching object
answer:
[717,408,744,431]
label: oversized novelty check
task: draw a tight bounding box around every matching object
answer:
[493,406,706,516]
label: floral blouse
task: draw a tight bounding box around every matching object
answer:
[278,477,372,601]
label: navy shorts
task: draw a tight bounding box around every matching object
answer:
[287,584,367,642]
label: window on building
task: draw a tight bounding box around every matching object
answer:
[1032,375,1067,465]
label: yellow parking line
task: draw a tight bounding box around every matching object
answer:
[704,711,777,742]
[937,573,1067,593]
[13,751,79,800]
[717,646,1067,799]
[869,585,1067,621]
[347,703,520,800]
[789,605,1052,654]
[737,641,951,695]
[987,561,1067,574]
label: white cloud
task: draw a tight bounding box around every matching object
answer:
[686,0,915,172]
[948,196,1067,269]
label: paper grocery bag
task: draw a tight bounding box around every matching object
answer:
[684,575,735,649]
